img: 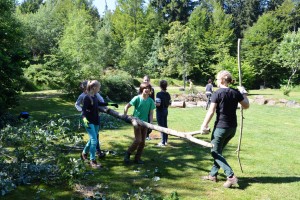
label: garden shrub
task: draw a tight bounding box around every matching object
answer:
[101,69,137,102]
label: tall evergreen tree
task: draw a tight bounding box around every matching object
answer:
[19,0,43,14]
[150,0,198,23]
[0,0,27,115]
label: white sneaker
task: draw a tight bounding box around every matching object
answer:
[146,137,151,140]
[156,143,165,147]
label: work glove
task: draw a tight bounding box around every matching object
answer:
[83,118,89,128]
[109,103,119,108]
[237,86,248,95]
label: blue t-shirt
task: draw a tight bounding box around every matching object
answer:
[130,95,156,121]
[211,88,244,128]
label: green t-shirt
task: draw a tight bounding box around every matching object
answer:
[130,95,156,121]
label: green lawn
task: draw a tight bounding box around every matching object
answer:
[3,89,300,199]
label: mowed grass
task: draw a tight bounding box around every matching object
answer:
[4,90,300,199]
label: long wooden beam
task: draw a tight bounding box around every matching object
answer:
[99,107,213,148]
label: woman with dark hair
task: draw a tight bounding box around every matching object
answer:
[123,82,156,164]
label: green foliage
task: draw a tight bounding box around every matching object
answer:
[99,113,126,129]
[0,113,18,130]
[150,0,198,23]
[0,0,27,116]
[59,7,98,73]
[19,0,43,14]
[16,0,65,57]
[119,37,148,77]
[145,32,166,77]
[24,63,61,90]
[243,0,295,88]
[101,69,137,102]
[212,55,255,88]
[111,0,147,49]
[281,85,292,96]
[96,12,121,69]
[0,117,86,196]
[159,21,195,78]
[187,1,235,83]
[273,30,300,88]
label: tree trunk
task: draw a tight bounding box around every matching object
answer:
[99,107,213,148]
[170,101,186,108]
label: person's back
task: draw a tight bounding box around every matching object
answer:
[205,79,213,95]
[212,87,242,128]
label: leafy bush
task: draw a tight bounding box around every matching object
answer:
[24,61,62,90]
[101,69,137,102]
[20,76,38,92]
[213,56,255,89]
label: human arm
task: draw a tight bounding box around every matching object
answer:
[201,102,217,132]
[98,102,119,108]
[237,86,250,109]
[96,93,118,108]
[124,103,132,115]
[239,95,249,109]
[75,95,83,112]
[149,109,154,124]
[75,102,82,112]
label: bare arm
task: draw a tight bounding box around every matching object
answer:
[124,103,132,115]
[201,102,217,129]
[149,110,154,124]
[239,94,250,109]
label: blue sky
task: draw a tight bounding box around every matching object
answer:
[94,0,117,15]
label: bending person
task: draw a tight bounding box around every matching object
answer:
[123,82,156,164]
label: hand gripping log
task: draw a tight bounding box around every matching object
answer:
[99,107,213,148]
[236,38,244,173]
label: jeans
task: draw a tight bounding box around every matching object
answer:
[83,123,99,161]
[81,115,101,153]
[209,127,236,177]
[127,125,148,161]
[156,108,168,144]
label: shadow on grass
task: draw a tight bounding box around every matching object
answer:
[238,176,300,190]
[79,136,213,198]
[248,93,274,96]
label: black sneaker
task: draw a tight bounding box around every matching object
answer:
[97,151,106,159]
[134,159,144,164]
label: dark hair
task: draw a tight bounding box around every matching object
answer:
[80,80,88,90]
[139,82,151,94]
[160,80,168,91]
[208,79,212,84]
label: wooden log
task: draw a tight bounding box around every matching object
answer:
[99,107,213,148]
[170,101,186,108]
